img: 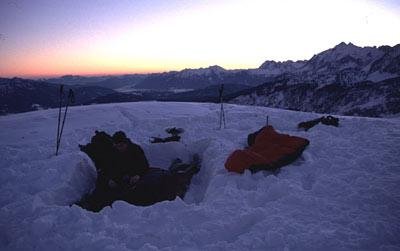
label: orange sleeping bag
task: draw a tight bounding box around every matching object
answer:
[225,126,310,173]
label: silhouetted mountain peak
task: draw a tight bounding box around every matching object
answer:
[334,42,357,49]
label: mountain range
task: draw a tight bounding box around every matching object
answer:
[226,43,400,117]
[45,42,400,91]
[1,42,399,117]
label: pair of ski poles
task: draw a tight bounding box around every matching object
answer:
[56,85,75,156]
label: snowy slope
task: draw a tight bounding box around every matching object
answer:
[229,77,400,118]
[0,102,399,250]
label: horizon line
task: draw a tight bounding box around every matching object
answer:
[1,41,398,79]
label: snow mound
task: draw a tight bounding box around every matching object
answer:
[0,101,399,250]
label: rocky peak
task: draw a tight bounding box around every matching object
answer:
[179,65,226,77]
[258,60,306,76]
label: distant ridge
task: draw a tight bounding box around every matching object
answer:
[42,42,399,91]
[1,42,399,117]
[0,78,116,115]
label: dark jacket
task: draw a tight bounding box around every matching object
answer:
[112,139,150,185]
[122,168,180,206]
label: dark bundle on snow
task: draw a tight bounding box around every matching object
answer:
[298,115,339,131]
[166,127,184,135]
[150,127,184,143]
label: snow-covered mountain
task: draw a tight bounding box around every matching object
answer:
[179,65,227,77]
[228,43,400,117]
[133,42,400,90]
[45,43,400,92]
[255,60,307,76]
[132,65,269,90]
[1,102,399,250]
[229,76,400,117]
[282,42,400,84]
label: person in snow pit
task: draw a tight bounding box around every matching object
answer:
[77,130,200,212]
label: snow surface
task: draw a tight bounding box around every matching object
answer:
[1,101,400,250]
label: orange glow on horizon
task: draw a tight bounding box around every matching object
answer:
[1,0,399,79]
[0,62,256,79]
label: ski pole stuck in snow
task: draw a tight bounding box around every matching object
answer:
[56,85,64,155]
[56,88,75,156]
[218,84,226,129]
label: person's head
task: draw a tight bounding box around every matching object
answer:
[113,131,126,141]
[113,131,129,152]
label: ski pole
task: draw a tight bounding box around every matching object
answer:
[218,84,226,129]
[56,85,64,155]
[56,89,74,156]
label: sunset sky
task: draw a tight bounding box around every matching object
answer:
[1,0,400,78]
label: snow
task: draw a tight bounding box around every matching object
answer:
[367,71,398,83]
[1,101,400,250]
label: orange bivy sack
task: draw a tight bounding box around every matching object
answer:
[225,126,310,173]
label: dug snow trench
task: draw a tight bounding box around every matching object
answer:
[0,101,399,250]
